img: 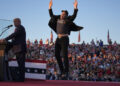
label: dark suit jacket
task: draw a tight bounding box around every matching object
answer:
[48,9,83,35]
[5,25,27,53]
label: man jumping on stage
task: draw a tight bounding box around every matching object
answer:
[48,0,83,79]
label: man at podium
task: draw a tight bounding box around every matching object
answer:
[0,18,26,82]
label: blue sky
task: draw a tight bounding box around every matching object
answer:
[0,0,120,44]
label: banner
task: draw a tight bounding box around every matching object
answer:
[9,59,47,80]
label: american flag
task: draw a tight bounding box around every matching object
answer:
[50,30,53,43]
[78,31,80,42]
[107,30,110,43]
[9,59,47,80]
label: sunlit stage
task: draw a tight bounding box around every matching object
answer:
[0,80,120,86]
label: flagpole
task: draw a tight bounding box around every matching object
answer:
[107,29,110,44]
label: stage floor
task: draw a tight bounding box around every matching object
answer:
[0,80,120,86]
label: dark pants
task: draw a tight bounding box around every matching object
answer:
[15,52,25,81]
[5,42,25,81]
[55,36,69,74]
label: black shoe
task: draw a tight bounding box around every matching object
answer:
[64,72,69,80]
[59,73,66,80]
[13,79,24,82]
[61,73,69,80]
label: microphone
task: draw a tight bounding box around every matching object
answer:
[0,25,13,37]
[5,25,13,28]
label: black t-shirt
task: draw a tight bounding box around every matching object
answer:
[56,19,69,34]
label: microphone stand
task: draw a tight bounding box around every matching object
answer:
[0,27,11,37]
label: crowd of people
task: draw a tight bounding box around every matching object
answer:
[26,39,120,82]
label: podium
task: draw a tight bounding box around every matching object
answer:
[0,41,7,81]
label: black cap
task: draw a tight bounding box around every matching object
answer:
[61,10,68,16]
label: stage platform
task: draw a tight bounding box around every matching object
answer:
[0,80,120,86]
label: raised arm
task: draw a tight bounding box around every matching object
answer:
[49,0,59,18]
[69,0,78,21]
[49,0,53,17]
